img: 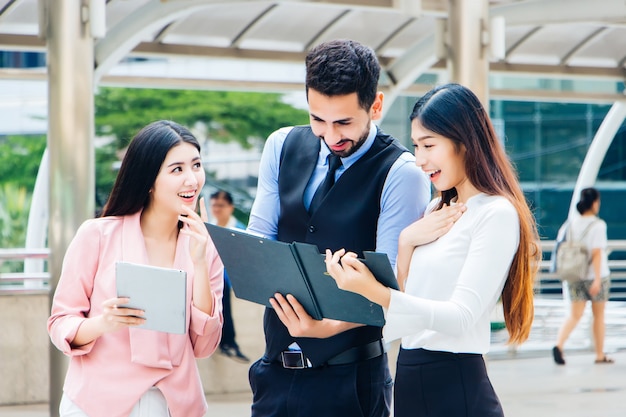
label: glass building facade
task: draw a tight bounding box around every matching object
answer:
[381,76,626,242]
[0,51,45,68]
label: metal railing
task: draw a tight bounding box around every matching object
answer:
[536,240,626,301]
[0,248,50,294]
[2,240,626,298]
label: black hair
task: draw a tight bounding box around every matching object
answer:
[305,39,380,111]
[409,83,509,208]
[409,83,540,345]
[576,187,600,214]
[102,120,200,217]
[210,190,234,205]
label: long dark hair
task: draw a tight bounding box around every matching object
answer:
[576,187,600,214]
[410,83,540,344]
[102,120,200,217]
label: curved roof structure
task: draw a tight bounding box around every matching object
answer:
[1,0,625,102]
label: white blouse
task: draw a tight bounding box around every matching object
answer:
[384,193,520,354]
[557,215,610,280]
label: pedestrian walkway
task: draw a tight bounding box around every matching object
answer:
[489,297,626,359]
[3,297,625,417]
[488,298,626,417]
[491,349,626,417]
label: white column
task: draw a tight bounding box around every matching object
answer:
[570,101,626,218]
[45,0,96,415]
[23,149,48,288]
[447,0,490,108]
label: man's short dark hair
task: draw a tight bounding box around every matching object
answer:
[305,39,380,111]
[210,189,234,205]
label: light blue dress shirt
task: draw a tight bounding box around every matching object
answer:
[248,122,431,269]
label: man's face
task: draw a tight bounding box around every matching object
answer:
[307,89,383,158]
[210,197,234,226]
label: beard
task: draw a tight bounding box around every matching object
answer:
[327,125,371,158]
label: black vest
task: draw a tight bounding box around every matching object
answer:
[263,125,406,365]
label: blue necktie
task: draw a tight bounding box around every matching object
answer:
[309,154,342,215]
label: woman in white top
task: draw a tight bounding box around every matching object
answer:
[552,187,612,365]
[325,83,540,417]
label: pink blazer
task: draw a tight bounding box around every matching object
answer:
[48,211,224,417]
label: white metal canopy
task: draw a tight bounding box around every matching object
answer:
[0,0,625,101]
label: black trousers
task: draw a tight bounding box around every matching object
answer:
[394,348,504,417]
[249,353,392,417]
[219,274,237,348]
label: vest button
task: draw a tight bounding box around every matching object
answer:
[309,225,316,233]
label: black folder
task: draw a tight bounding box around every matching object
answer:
[206,223,398,327]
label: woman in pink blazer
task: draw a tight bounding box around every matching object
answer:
[48,120,224,417]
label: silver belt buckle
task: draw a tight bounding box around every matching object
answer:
[281,351,309,369]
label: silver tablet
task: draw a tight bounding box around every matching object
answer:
[115,261,187,334]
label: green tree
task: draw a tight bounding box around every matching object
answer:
[0,89,309,239]
[94,88,309,209]
[0,136,44,252]
[95,88,309,149]
[0,183,30,271]
[0,134,46,191]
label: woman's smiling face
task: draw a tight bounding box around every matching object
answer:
[150,142,205,216]
[411,119,468,193]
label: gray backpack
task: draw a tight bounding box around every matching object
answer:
[555,220,598,283]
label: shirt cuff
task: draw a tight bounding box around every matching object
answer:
[189,292,223,336]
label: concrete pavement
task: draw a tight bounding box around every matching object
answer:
[490,350,626,417]
[487,298,626,417]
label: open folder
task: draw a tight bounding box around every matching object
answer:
[206,224,398,327]
[116,262,187,334]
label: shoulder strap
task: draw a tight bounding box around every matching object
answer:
[564,218,599,242]
[579,219,599,240]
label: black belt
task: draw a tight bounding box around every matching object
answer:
[279,339,385,369]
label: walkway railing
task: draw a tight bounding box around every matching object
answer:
[2,241,626,298]
[536,240,626,301]
[0,248,50,294]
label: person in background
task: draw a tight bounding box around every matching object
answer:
[246,38,430,417]
[326,83,540,417]
[553,187,613,365]
[209,189,250,363]
[48,120,224,417]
